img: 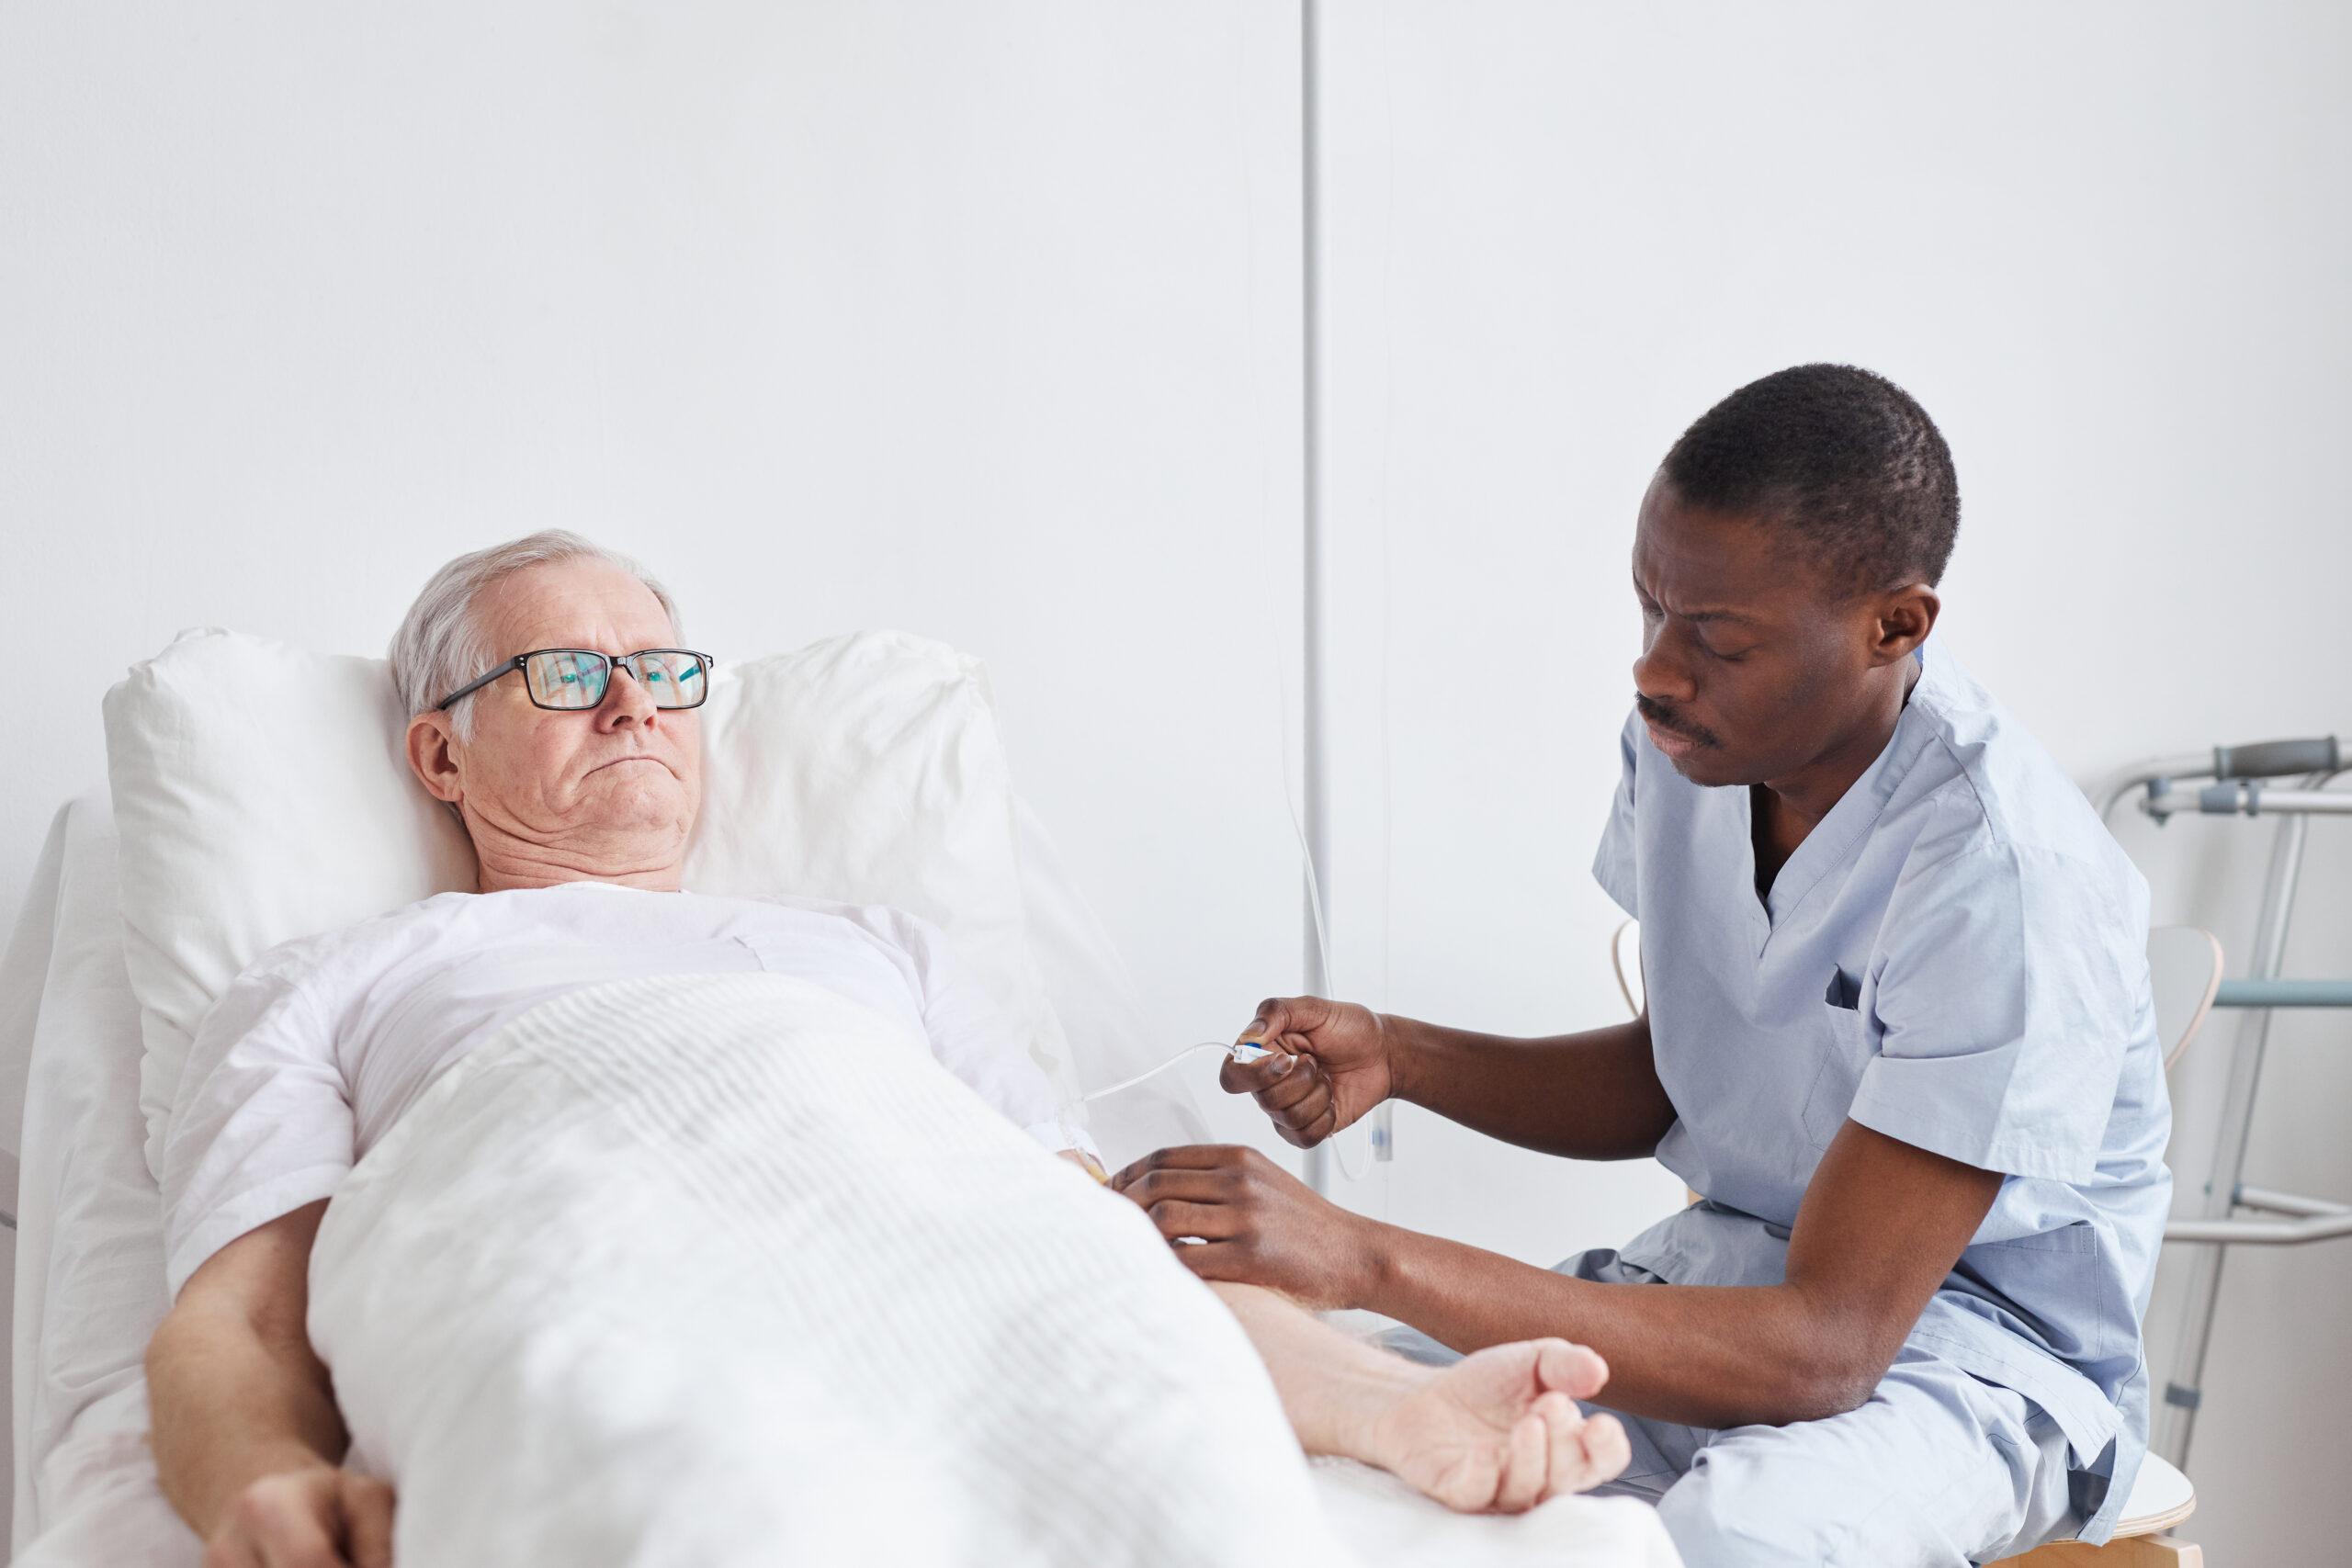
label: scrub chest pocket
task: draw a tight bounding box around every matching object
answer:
[1804,969,1871,1148]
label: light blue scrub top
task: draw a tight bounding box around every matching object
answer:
[1592,641,2171,1542]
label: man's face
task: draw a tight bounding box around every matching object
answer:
[428,558,703,871]
[1630,478,1903,790]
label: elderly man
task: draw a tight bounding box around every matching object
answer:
[143,533,1629,1568]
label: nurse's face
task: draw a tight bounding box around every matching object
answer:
[1629,477,1929,791]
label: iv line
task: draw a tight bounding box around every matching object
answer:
[1081,1041,1260,1102]
[1080,1033,1369,1182]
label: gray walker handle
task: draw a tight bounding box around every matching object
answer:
[2212,736,2339,779]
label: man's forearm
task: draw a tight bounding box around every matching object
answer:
[1358,1223,1879,1429]
[1385,1015,1676,1160]
[1207,1281,1423,1460]
[147,1303,349,1537]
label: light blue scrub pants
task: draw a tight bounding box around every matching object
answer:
[1382,1250,2078,1568]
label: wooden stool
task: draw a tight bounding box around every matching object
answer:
[1986,1452,2199,1566]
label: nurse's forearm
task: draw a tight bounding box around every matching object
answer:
[1386,1014,1676,1160]
[1353,1226,1874,1429]
[1345,1124,2004,1430]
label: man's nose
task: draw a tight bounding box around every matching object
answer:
[1631,626,1695,706]
[596,663,661,728]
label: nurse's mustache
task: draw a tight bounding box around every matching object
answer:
[1636,695,1721,750]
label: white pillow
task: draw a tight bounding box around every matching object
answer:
[683,630,1071,1097]
[105,626,1073,1182]
[105,631,477,1180]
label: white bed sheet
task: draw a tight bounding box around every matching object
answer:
[0,797,1677,1567]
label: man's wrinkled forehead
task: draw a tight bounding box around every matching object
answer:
[483,560,676,655]
[1634,479,1826,624]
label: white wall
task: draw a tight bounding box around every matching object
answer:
[0,0,1317,1066]
[1310,4,2351,1562]
[5,3,2346,1562]
[1,10,1311,1541]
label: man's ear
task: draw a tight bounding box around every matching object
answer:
[406,712,466,805]
[1871,583,1940,665]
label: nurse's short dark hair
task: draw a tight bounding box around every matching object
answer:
[1660,365,1960,594]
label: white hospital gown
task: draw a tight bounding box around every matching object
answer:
[160,882,1079,1295]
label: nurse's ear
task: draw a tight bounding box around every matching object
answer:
[1864,582,1940,668]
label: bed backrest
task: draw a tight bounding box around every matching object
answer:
[0,812,71,1174]
[4,795,175,1555]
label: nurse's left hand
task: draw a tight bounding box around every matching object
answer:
[1110,1144,1375,1310]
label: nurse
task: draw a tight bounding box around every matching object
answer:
[1113,365,2172,1568]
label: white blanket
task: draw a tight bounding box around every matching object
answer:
[308,972,1357,1568]
[13,963,1676,1568]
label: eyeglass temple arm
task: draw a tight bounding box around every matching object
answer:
[434,657,526,712]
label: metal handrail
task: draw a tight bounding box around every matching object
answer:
[2238,1184,2351,1217]
[2165,1212,2352,1245]
[2144,784,2352,821]
[2213,977,2352,1008]
[2091,736,2344,824]
[2166,1186,2352,1246]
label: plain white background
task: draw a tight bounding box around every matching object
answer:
[4,4,2346,1562]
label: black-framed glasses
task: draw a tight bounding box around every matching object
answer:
[435,649,716,713]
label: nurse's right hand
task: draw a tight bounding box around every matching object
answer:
[1220,995,1392,1147]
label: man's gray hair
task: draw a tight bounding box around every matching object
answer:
[390,531,684,737]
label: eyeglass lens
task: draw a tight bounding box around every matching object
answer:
[522,650,707,710]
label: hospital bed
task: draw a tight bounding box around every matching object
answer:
[0,626,1678,1568]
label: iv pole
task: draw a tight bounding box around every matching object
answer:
[1300,0,1333,1196]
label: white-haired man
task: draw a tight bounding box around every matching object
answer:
[142,532,1630,1567]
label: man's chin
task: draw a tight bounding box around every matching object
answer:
[1660,749,1747,789]
[571,771,694,827]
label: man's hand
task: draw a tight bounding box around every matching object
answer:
[205,1465,395,1568]
[1220,996,1393,1147]
[149,1204,375,1557]
[1370,1339,1631,1514]
[1111,1144,1375,1310]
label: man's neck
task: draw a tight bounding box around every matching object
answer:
[1750,660,1920,897]
[465,815,686,893]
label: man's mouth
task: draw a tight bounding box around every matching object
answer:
[1636,698,1715,757]
[1645,720,1698,760]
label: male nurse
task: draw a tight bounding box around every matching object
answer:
[1114,365,2172,1567]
